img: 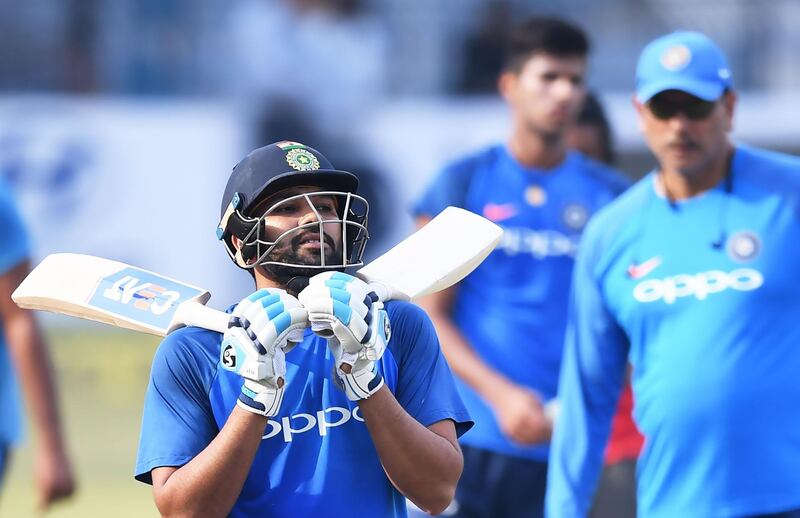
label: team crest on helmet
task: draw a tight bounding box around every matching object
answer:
[526,185,547,207]
[562,203,589,230]
[727,231,760,262]
[661,44,692,71]
[286,148,320,171]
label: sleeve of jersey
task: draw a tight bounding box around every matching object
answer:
[411,162,473,219]
[0,184,31,274]
[388,303,473,437]
[134,330,219,484]
[545,221,630,518]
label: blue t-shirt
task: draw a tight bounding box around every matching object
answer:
[136,300,472,518]
[0,178,29,445]
[413,145,628,460]
[547,146,800,518]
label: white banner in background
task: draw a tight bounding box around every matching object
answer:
[0,96,253,312]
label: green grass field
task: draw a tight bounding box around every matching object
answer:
[0,325,162,517]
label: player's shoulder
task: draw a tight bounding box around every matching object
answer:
[735,145,800,192]
[153,325,221,374]
[569,152,632,195]
[384,300,432,333]
[582,175,653,249]
[438,144,505,178]
[383,300,439,357]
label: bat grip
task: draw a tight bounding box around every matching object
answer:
[311,322,335,338]
[308,282,395,339]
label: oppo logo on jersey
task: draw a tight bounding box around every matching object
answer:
[497,227,579,259]
[262,406,364,442]
[633,268,763,304]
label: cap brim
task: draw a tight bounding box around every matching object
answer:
[637,77,726,103]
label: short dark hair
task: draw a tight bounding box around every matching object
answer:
[576,92,615,165]
[504,17,589,73]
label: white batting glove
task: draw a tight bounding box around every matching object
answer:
[298,272,391,401]
[220,288,308,416]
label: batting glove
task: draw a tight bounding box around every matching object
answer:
[298,272,391,401]
[220,288,308,417]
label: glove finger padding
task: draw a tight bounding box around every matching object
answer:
[221,288,309,417]
[221,288,308,383]
[236,289,309,352]
[299,272,392,401]
[300,279,372,339]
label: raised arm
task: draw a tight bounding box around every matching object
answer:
[359,388,462,515]
[142,288,308,517]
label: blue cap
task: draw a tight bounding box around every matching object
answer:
[636,31,732,103]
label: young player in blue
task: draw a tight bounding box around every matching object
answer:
[413,18,628,518]
[135,142,471,517]
[547,31,800,518]
[0,177,75,505]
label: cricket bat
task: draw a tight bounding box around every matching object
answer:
[12,206,502,336]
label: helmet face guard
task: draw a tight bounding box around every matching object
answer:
[219,189,369,271]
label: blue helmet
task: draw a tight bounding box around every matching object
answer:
[217,141,368,270]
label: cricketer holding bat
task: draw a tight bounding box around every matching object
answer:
[547,32,800,517]
[135,141,471,517]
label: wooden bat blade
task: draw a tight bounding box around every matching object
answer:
[11,253,228,336]
[356,206,503,300]
[12,207,502,336]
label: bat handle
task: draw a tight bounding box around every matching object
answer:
[311,322,335,338]
[172,301,232,334]
[308,281,400,340]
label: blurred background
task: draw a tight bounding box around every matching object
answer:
[0,0,798,515]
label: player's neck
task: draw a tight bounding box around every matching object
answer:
[507,130,567,170]
[253,269,283,291]
[658,146,734,201]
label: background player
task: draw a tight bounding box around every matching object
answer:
[565,92,642,518]
[547,31,800,517]
[0,176,75,508]
[413,17,628,517]
[135,141,471,517]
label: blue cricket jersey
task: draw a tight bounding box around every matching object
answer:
[547,145,800,517]
[414,145,628,460]
[136,300,472,518]
[0,178,29,446]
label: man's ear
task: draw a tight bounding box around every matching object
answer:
[722,90,737,132]
[231,235,255,267]
[497,70,517,104]
[632,95,647,133]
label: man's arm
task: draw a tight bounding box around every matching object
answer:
[151,407,266,518]
[359,386,462,515]
[414,216,551,445]
[143,287,307,518]
[545,223,629,517]
[0,260,75,508]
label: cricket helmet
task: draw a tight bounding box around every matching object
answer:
[216,141,369,270]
